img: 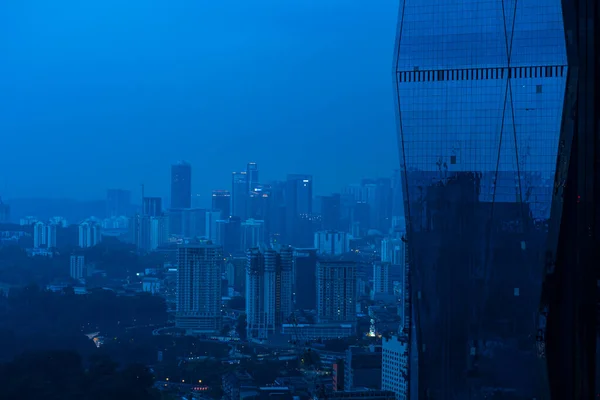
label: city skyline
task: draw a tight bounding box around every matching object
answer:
[0,0,399,200]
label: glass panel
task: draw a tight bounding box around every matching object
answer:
[395,0,567,397]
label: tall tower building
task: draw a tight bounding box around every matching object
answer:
[211,190,231,217]
[285,174,313,246]
[176,241,222,334]
[70,255,86,280]
[79,221,101,248]
[171,161,192,209]
[293,248,318,310]
[245,246,293,340]
[394,0,567,397]
[246,162,259,192]
[241,219,265,251]
[316,259,357,324]
[33,221,46,248]
[142,197,163,217]
[231,172,248,219]
[45,223,57,248]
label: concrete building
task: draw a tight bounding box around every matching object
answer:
[130,214,169,252]
[46,223,57,248]
[205,210,222,242]
[176,241,223,335]
[372,261,404,303]
[79,221,101,248]
[171,161,192,209]
[241,219,265,250]
[33,221,58,249]
[293,248,318,310]
[381,336,409,400]
[314,230,351,255]
[143,277,161,295]
[344,345,383,391]
[245,246,293,340]
[142,197,163,217]
[212,190,231,217]
[317,260,357,324]
[381,237,406,265]
[33,221,45,248]
[70,255,86,280]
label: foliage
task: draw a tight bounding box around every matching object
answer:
[236,314,247,340]
[0,350,160,400]
[0,285,167,361]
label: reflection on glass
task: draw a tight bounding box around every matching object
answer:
[394,0,566,398]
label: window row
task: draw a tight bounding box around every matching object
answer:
[397,65,567,83]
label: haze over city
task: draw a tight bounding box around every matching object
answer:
[0,0,399,201]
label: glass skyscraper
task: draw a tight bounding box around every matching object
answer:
[394,0,567,398]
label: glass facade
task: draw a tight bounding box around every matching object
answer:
[394,0,567,398]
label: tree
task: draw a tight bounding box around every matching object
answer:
[236,314,247,340]
[220,324,231,336]
[0,351,160,400]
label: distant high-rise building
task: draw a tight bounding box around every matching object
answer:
[382,335,409,400]
[130,214,169,252]
[314,230,351,255]
[142,197,163,217]
[205,210,222,242]
[46,223,57,248]
[70,255,86,280]
[320,194,341,231]
[106,189,131,217]
[316,260,357,324]
[211,190,231,217]
[176,241,223,334]
[241,219,265,251]
[351,202,370,238]
[31,221,58,249]
[171,161,192,209]
[245,246,293,340]
[246,162,259,192]
[228,255,246,293]
[231,171,248,219]
[33,221,45,248]
[381,237,406,265]
[293,248,318,310]
[284,174,313,246]
[215,216,242,255]
[78,221,101,248]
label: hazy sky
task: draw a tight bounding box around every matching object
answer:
[0,0,399,201]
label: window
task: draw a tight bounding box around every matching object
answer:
[536,85,543,94]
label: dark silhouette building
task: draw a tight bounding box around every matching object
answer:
[171,161,191,209]
[231,171,248,219]
[284,174,313,246]
[142,196,162,217]
[212,190,231,217]
[394,0,570,398]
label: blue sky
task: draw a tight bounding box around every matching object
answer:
[0,0,399,201]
